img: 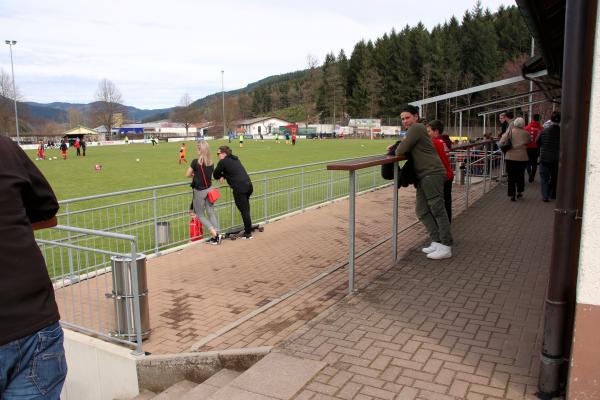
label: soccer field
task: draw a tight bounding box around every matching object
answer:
[28,138,395,201]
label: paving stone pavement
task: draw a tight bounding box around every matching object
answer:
[56,181,487,355]
[276,183,554,400]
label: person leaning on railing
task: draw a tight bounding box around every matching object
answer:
[0,136,67,399]
[214,146,254,239]
[186,140,222,245]
[395,105,453,260]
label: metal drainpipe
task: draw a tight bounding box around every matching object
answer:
[537,0,597,397]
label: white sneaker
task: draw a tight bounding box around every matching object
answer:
[427,244,452,259]
[422,242,441,254]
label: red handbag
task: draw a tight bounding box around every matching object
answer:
[199,163,220,203]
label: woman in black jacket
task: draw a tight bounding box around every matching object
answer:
[214,146,254,239]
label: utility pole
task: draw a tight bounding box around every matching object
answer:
[221,70,226,139]
[5,40,20,145]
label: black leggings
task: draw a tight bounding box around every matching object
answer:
[233,184,253,234]
[505,160,528,197]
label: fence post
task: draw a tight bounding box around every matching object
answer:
[465,148,471,209]
[301,167,305,211]
[153,190,159,256]
[263,175,268,222]
[328,170,333,201]
[129,240,144,356]
[348,170,356,294]
[65,203,76,279]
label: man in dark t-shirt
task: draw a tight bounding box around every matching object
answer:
[0,137,67,398]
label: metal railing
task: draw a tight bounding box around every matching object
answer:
[35,155,390,282]
[327,140,502,293]
[39,225,146,355]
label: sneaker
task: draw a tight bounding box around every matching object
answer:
[422,242,441,254]
[427,244,452,260]
[216,234,223,245]
[241,233,253,240]
[517,193,523,199]
[208,237,219,245]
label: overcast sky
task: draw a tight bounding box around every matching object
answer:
[0,0,515,109]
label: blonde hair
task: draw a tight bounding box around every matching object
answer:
[196,141,213,166]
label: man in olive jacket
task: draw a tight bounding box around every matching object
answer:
[0,136,67,398]
[395,105,453,259]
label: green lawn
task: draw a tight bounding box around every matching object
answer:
[32,138,399,279]
[28,139,396,201]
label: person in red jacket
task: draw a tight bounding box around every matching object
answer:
[525,114,543,183]
[427,120,455,222]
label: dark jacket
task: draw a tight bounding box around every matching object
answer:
[0,136,60,345]
[537,124,560,163]
[213,154,252,192]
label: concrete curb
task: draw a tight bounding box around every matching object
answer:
[136,346,272,393]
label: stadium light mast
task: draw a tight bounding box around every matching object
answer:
[5,40,20,145]
[221,70,226,139]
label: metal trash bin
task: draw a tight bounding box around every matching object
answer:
[156,221,170,245]
[109,254,151,341]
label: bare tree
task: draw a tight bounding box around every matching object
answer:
[92,79,125,136]
[170,93,202,136]
[68,107,83,129]
[0,68,22,137]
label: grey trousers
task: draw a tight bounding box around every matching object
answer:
[192,188,219,232]
[415,174,453,246]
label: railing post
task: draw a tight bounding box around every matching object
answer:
[263,175,268,222]
[392,162,399,263]
[328,170,333,201]
[301,167,305,211]
[153,190,159,256]
[465,148,471,209]
[129,240,144,356]
[348,170,356,294]
[65,203,75,279]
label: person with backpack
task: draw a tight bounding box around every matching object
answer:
[395,105,453,260]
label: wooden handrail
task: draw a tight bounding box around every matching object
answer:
[326,139,498,171]
[327,154,405,171]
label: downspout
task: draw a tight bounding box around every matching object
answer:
[537,0,597,398]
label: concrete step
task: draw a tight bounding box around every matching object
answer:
[180,369,242,400]
[208,352,326,400]
[151,380,197,400]
[128,390,156,400]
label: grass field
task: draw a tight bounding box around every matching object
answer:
[27,138,396,201]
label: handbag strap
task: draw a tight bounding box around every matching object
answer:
[198,161,210,188]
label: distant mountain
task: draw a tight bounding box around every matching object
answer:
[23,101,174,124]
[21,70,309,125]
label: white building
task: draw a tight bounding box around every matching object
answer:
[234,117,292,137]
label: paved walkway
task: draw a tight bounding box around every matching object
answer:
[277,182,554,400]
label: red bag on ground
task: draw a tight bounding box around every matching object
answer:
[189,217,203,241]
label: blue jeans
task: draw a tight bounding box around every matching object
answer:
[0,321,67,400]
[539,161,559,201]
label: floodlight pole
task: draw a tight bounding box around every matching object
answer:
[221,70,226,139]
[5,40,20,145]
